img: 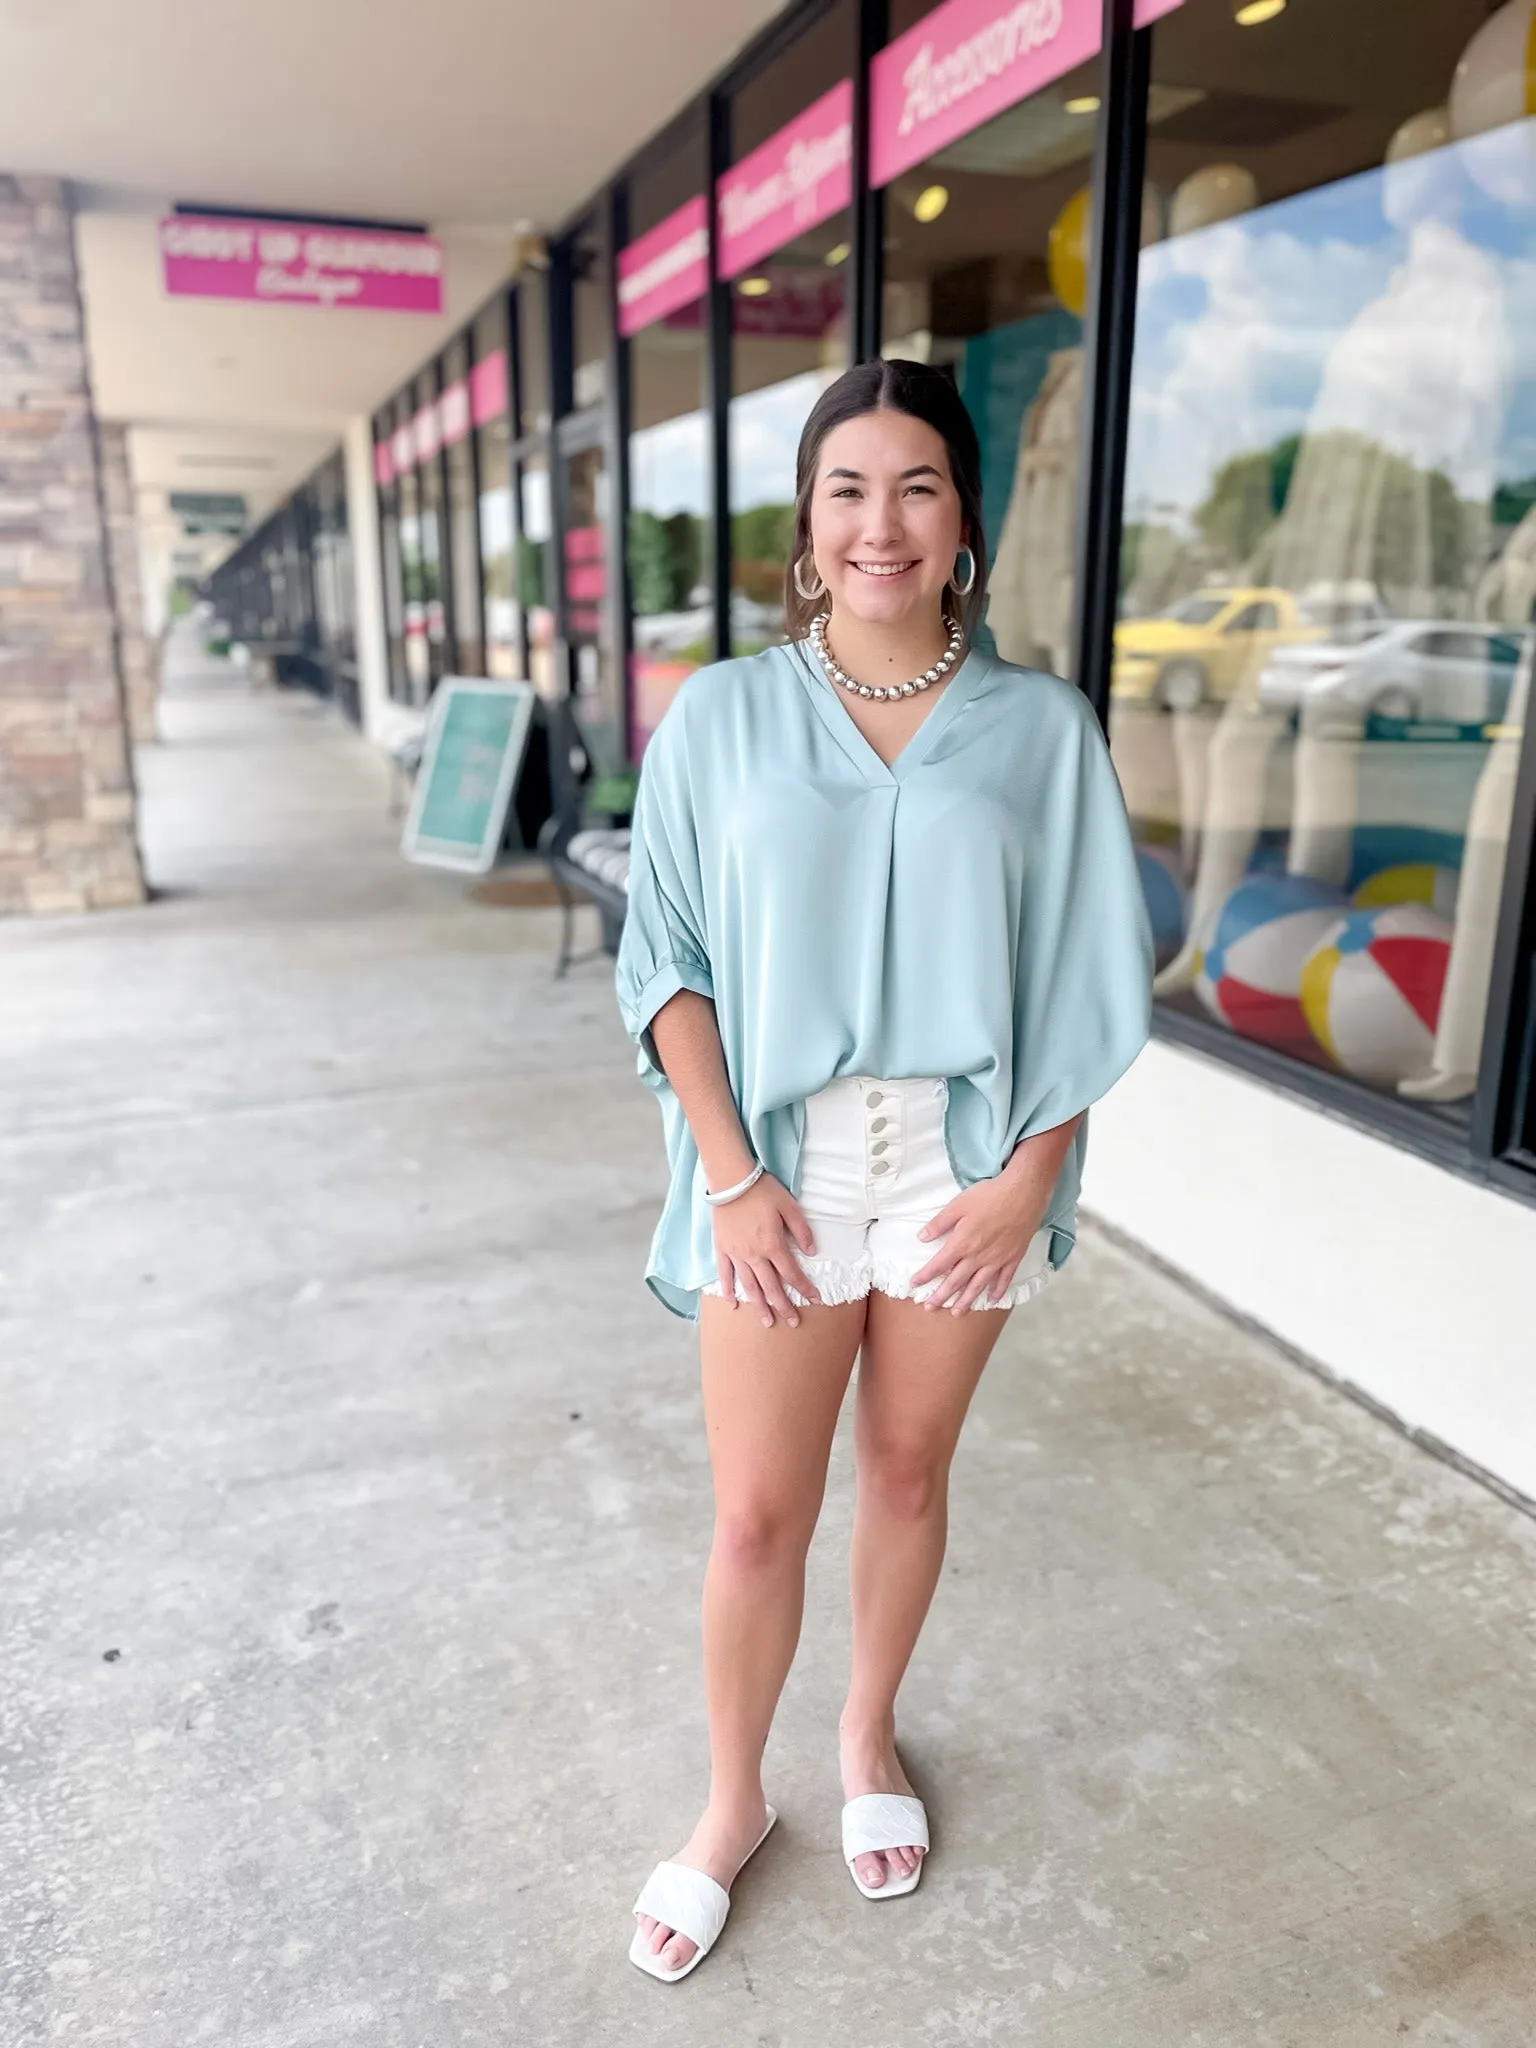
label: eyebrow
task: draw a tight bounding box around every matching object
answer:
[824,464,942,481]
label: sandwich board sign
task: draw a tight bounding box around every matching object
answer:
[400,677,535,872]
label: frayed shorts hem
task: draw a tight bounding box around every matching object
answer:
[700,1253,1054,1313]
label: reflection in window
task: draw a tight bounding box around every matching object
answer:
[629,317,710,756]
[880,0,1106,677]
[520,456,557,699]
[1111,0,1534,1111]
[477,414,519,678]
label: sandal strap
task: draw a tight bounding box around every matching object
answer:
[842,1792,929,1861]
[632,1860,730,1953]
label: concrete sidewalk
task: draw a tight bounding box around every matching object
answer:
[2,630,1534,2047]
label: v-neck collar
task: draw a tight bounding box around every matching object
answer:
[790,636,990,787]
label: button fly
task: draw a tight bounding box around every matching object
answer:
[866,1089,883,1106]
[870,1116,888,1132]
[870,1159,891,1174]
[871,1140,888,1155]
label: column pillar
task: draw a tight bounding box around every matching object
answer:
[0,174,144,915]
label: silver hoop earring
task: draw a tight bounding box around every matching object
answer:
[950,546,977,598]
[793,551,827,602]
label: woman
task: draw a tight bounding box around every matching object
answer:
[615,358,1152,1982]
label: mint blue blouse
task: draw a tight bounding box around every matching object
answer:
[613,637,1153,1321]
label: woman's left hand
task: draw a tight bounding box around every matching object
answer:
[907,1177,1044,1313]
[908,1115,1082,1313]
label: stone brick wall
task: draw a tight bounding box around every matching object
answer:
[98,422,157,747]
[0,174,144,915]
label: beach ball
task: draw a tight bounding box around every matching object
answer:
[1137,845,1187,960]
[1048,185,1164,316]
[1169,164,1259,237]
[1449,0,1536,207]
[1299,904,1454,1084]
[1194,874,1349,1053]
[1352,862,1460,919]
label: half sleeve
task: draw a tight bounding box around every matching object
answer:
[1012,690,1154,1136]
[613,707,715,1091]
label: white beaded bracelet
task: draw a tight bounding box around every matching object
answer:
[704,1161,765,1206]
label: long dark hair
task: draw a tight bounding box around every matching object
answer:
[782,357,987,641]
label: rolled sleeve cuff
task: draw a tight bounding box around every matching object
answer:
[626,957,715,1079]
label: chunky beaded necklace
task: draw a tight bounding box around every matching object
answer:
[808,609,965,703]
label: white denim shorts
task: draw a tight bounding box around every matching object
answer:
[700,1074,1055,1312]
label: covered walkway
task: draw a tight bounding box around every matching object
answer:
[2,629,1534,2046]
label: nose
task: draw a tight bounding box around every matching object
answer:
[858,492,904,550]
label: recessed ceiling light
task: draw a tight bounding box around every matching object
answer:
[1234,0,1285,23]
[913,184,949,224]
[823,241,851,267]
[737,276,771,297]
[1065,95,1101,114]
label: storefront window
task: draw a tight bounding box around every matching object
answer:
[520,453,558,699]
[413,370,448,686]
[622,131,711,757]
[1111,0,1535,1113]
[374,416,407,701]
[562,433,620,771]
[393,397,428,703]
[441,337,483,678]
[472,303,519,678]
[519,268,551,437]
[875,0,1109,677]
[726,3,856,653]
[572,214,611,412]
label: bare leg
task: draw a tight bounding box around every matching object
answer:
[635,1294,866,1970]
[841,1292,1011,1889]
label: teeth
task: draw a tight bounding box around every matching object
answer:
[853,562,915,577]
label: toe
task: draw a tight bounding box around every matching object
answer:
[661,1933,696,1970]
[855,1851,887,1887]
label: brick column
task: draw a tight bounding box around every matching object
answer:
[0,174,144,915]
[99,422,157,747]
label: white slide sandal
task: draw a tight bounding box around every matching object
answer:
[841,1792,929,1899]
[629,1805,778,1982]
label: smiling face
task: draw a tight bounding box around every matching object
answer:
[807,407,966,633]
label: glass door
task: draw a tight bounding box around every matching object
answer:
[556,409,622,773]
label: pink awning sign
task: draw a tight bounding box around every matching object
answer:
[159,214,444,313]
[717,80,854,280]
[413,401,441,464]
[870,0,1183,189]
[619,196,709,337]
[470,348,509,428]
[373,439,394,488]
[439,377,471,448]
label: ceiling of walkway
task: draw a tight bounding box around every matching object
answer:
[0,0,782,529]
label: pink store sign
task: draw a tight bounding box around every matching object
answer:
[618,196,709,337]
[159,214,444,314]
[717,80,853,280]
[470,348,508,428]
[870,0,1183,189]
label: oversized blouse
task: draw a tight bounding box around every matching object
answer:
[613,637,1154,1322]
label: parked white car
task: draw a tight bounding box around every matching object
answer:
[1257,621,1527,727]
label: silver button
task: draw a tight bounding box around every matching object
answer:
[866,1090,884,1107]
[870,1116,888,1132]
[870,1160,891,1174]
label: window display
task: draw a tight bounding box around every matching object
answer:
[622,136,711,756]
[471,306,519,679]
[441,337,483,678]
[726,2,857,653]
[1110,0,1535,1109]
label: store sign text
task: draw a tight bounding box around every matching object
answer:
[159,214,444,314]
[717,81,853,280]
[618,196,709,336]
[870,0,1183,188]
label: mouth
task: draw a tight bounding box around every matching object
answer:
[850,560,919,579]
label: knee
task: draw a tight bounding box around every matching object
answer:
[712,1499,813,1573]
[858,1444,946,1521]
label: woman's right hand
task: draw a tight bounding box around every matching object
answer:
[712,1175,824,1327]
